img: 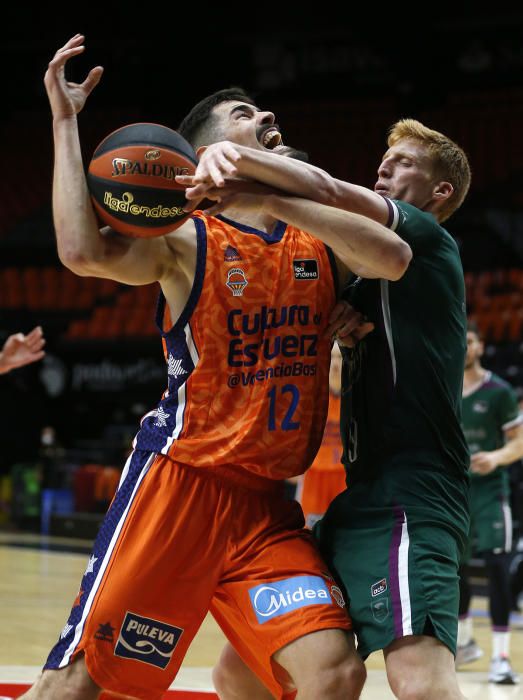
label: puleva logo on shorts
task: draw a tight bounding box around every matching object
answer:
[249,575,331,624]
[114,612,183,669]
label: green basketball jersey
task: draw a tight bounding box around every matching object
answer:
[462,370,522,486]
[340,200,469,483]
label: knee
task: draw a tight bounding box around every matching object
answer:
[302,654,366,699]
[388,676,432,700]
[338,654,367,695]
[212,654,264,700]
[212,661,234,698]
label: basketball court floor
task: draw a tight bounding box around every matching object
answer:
[1,531,522,699]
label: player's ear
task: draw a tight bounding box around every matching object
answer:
[434,181,453,200]
[196,145,208,160]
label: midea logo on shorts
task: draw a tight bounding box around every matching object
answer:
[249,575,332,624]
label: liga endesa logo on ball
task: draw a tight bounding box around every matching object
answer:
[103,191,186,219]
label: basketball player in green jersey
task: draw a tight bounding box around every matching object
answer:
[181,118,472,699]
[456,321,523,684]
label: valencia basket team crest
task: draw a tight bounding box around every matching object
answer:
[226,268,248,296]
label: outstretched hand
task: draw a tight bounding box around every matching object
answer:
[0,326,46,374]
[176,141,244,212]
[44,34,104,120]
[192,142,242,187]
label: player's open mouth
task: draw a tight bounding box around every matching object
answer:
[258,125,283,149]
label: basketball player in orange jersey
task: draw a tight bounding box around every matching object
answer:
[27,34,411,700]
[293,342,346,530]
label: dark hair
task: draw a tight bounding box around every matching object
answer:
[178,87,256,149]
[467,319,481,337]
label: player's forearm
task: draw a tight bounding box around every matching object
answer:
[234,146,337,204]
[493,437,523,466]
[263,195,411,280]
[52,117,110,273]
[234,147,388,224]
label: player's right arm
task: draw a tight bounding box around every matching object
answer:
[181,143,389,225]
[45,34,181,287]
[470,423,523,475]
[470,388,523,475]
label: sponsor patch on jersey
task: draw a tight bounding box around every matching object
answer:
[371,578,387,597]
[249,575,331,624]
[114,612,183,669]
[224,244,242,262]
[226,267,248,296]
[293,259,319,280]
[371,598,390,623]
[473,400,488,413]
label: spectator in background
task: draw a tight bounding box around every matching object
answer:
[456,321,523,684]
[0,326,45,374]
[0,327,46,530]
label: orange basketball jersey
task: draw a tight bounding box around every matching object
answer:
[296,392,347,526]
[133,212,338,481]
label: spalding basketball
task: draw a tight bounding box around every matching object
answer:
[87,123,198,238]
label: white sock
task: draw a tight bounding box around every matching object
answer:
[492,631,510,659]
[457,616,473,646]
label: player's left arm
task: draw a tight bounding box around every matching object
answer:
[190,183,411,281]
[470,422,523,475]
[256,194,411,281]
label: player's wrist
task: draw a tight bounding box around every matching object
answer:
[0,353,12,373]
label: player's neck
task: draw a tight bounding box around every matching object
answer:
[220,206,278,234]
[463,364,487,393]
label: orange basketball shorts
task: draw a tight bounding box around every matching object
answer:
[44,450,351,699]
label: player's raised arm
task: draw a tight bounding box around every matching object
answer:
[44,35,172,286]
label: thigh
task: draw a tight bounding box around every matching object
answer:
[274,628,361,692]
[318,491,462,659]
[45,453,228,700]
[211,494,351,700]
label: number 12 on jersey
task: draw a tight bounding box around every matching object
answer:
[267,385,300,431]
